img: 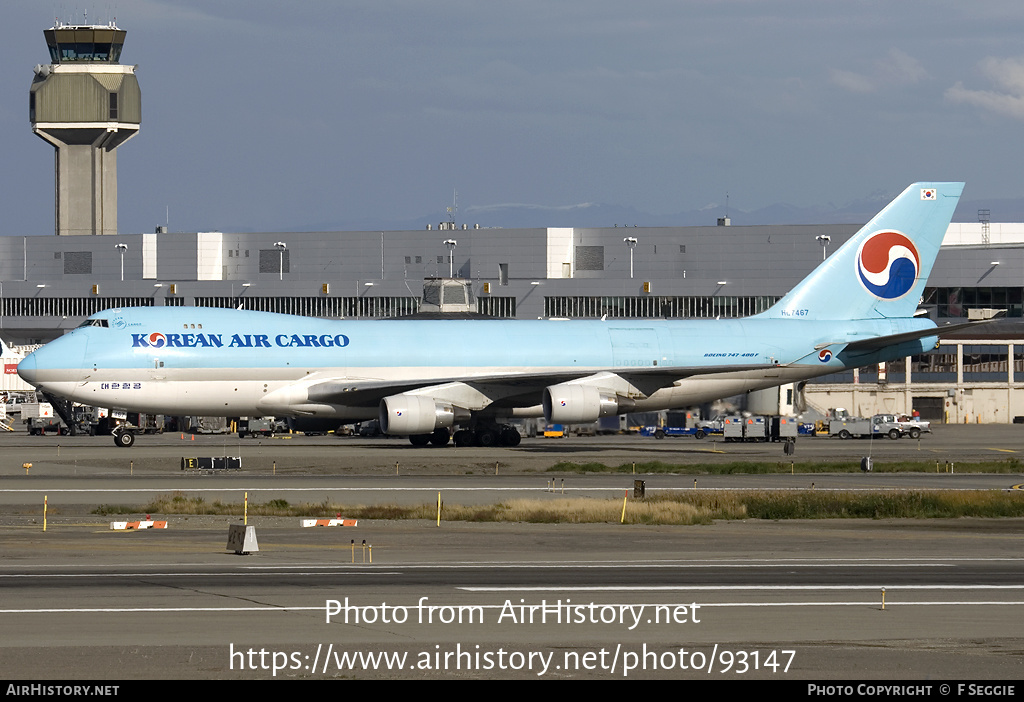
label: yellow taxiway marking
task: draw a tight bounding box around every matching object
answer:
[988,448,1016,453]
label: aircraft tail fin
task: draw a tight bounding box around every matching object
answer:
[759,182,964,321]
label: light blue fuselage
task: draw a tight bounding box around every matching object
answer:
[17,306,936,420]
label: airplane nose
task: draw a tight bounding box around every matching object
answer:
[17,353,37,386]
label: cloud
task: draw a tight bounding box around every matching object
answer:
[945,57,1024,120]
[878,49,929,84]
[829,69,876,93]
[830,49,928,93]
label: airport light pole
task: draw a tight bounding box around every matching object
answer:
[115,243,128,281]
[816,235,831,261]
[275,242,287,281]
[623,237,638,278]
[443,239,457,278]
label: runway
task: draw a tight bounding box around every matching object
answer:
[0,427,1022,679]
[1,423,1023,480]
[1,520,1022,679]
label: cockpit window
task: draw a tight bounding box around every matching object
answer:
[77,319,109,328]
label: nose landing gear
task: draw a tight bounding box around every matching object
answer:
[113,427,136,448]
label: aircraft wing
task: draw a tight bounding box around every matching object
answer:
[300,362,779,409]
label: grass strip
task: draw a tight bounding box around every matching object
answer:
[92,489,1024,524]
[548,459,1024,474]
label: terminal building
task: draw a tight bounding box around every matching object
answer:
[3,220,1023,426]
[3,22,1023,425]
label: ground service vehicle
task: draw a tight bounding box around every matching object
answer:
[830,414,914,440]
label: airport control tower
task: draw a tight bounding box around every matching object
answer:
[30,21,141,236]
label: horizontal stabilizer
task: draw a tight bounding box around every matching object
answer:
[817,319,995,356]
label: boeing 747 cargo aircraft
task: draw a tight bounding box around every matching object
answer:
[18,182,972,447]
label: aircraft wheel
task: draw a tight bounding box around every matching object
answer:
[114,430,136,448]
[409,434,431,447]
[888,428,900,440]
[453,429,474,447]
[429,428,450,447]
[499,427,521,447]
[476,429,498,447]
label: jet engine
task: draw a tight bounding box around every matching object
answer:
[542,383,632,424]
[379,394,465,435]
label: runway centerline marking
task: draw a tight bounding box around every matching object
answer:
[459,584,1024,591]
[0,564,980,578]
[2,555,1021,575]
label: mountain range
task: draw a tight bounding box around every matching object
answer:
[283,194,1024,232]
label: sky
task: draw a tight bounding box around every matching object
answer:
[3,0,1024,235]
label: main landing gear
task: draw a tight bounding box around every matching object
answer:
[407,424,522,448]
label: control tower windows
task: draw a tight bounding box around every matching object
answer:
[44,26,126,64]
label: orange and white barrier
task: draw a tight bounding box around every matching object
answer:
[110,520,168,530]
[301,518,357,527]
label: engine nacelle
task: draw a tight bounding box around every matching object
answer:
[379,394,461,435]
[543,384,628,424]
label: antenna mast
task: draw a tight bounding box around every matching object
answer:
[447,188,457,227]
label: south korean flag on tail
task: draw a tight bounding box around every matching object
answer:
[920,188,937,200]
